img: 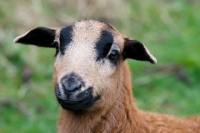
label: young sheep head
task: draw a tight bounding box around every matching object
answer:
[14,19,157,112]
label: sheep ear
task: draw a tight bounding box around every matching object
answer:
[123,38,157,64]
[14,27,59,48]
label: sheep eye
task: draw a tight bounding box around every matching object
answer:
[109,50,119,60]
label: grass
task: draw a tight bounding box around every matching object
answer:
[1,0,200,132]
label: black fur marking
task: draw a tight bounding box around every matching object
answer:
[16,27,56,48]
[95,30,113,61]
[123,38,155,63]
[56,87,100,112]
[60,25,73,55]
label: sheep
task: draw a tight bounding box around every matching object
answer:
[14,19,200,133]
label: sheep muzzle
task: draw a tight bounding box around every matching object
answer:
[55,73,100,111]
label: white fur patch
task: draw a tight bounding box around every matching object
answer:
[54,20,121,96]
[144,46,157,64]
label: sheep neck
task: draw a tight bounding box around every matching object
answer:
[57,62,200,133]
[57,62,140,133]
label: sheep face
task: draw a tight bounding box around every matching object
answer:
[53,20,127,112]
[14,19,157,112]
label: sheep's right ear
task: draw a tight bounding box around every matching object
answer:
[123,38,157,64]
[14,27,60,48]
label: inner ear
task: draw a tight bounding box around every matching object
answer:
[123,38,157,64]
[14,27,59,48]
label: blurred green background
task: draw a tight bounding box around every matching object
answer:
[1,0,200,132]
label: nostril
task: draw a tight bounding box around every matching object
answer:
[61,73,84,94]
[62,80,81,93]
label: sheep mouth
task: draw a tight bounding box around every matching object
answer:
[56,87,100,111]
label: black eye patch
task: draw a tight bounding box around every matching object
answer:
[59,25,73,55]
[95,30,113,61]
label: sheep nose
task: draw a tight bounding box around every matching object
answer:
[61,73,82,94]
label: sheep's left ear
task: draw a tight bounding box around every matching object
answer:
[14,27,60,48]
[123,38,157,64]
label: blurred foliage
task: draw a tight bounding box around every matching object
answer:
[0,0,200,132]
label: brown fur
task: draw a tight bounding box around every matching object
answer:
[54,20,200,133]
[14,19,200,133]
[56,62,200,133]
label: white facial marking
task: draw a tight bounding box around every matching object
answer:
[58,83,67,100]
[55,20,106,93]
[54,20,123,98]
